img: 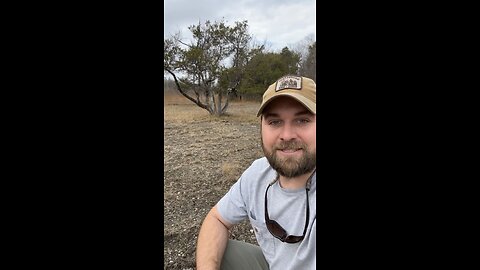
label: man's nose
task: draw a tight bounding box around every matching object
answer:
[279,124,297,141]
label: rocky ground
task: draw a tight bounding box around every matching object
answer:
[164,97,264,269]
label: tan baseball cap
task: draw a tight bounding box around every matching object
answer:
[256,75,316,117]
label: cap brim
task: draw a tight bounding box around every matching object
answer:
[256,92,316,117]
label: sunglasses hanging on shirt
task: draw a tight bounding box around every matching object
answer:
[264,168,315,243]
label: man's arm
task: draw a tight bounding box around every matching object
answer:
[196,206,234,270]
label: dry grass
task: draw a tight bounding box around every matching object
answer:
[164,91,264,269]
[220,162,243,183]
[164,92,261,124]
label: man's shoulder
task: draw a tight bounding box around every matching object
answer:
[247,157,271,172]
[240,157,275,183]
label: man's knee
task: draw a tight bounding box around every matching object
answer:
[221,239,269,270]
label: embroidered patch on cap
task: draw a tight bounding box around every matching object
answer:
[275,76,302,92]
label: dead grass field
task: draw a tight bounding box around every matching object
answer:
[164,92,264,269]
[164,93,260,124]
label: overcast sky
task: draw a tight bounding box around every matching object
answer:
[164,0,316,52]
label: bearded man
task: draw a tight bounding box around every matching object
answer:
[196,75,316,270]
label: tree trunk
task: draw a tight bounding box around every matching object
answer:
[217,92,223,116]
[165,69,231,116]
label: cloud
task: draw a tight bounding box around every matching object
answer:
[164,0,316,51]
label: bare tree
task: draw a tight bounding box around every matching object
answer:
[300,41,316,82]
[292,34,316,82]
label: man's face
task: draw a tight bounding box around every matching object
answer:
[261,96,316,178]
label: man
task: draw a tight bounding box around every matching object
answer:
[196,75,316,270]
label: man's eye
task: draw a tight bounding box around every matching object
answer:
[296,118,310,124]
[268,120,281,126]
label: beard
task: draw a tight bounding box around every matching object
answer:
[262,138,316,178]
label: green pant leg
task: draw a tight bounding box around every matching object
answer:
[220,239,269,270]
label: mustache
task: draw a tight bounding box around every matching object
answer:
[273,141,306,151]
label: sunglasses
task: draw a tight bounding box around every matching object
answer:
[264,169,315,243]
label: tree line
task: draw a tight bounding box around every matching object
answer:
[164,19,316,116]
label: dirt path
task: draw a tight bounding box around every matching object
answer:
[164,100,264,269]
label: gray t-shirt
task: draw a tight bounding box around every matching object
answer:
[217,157,316,270]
